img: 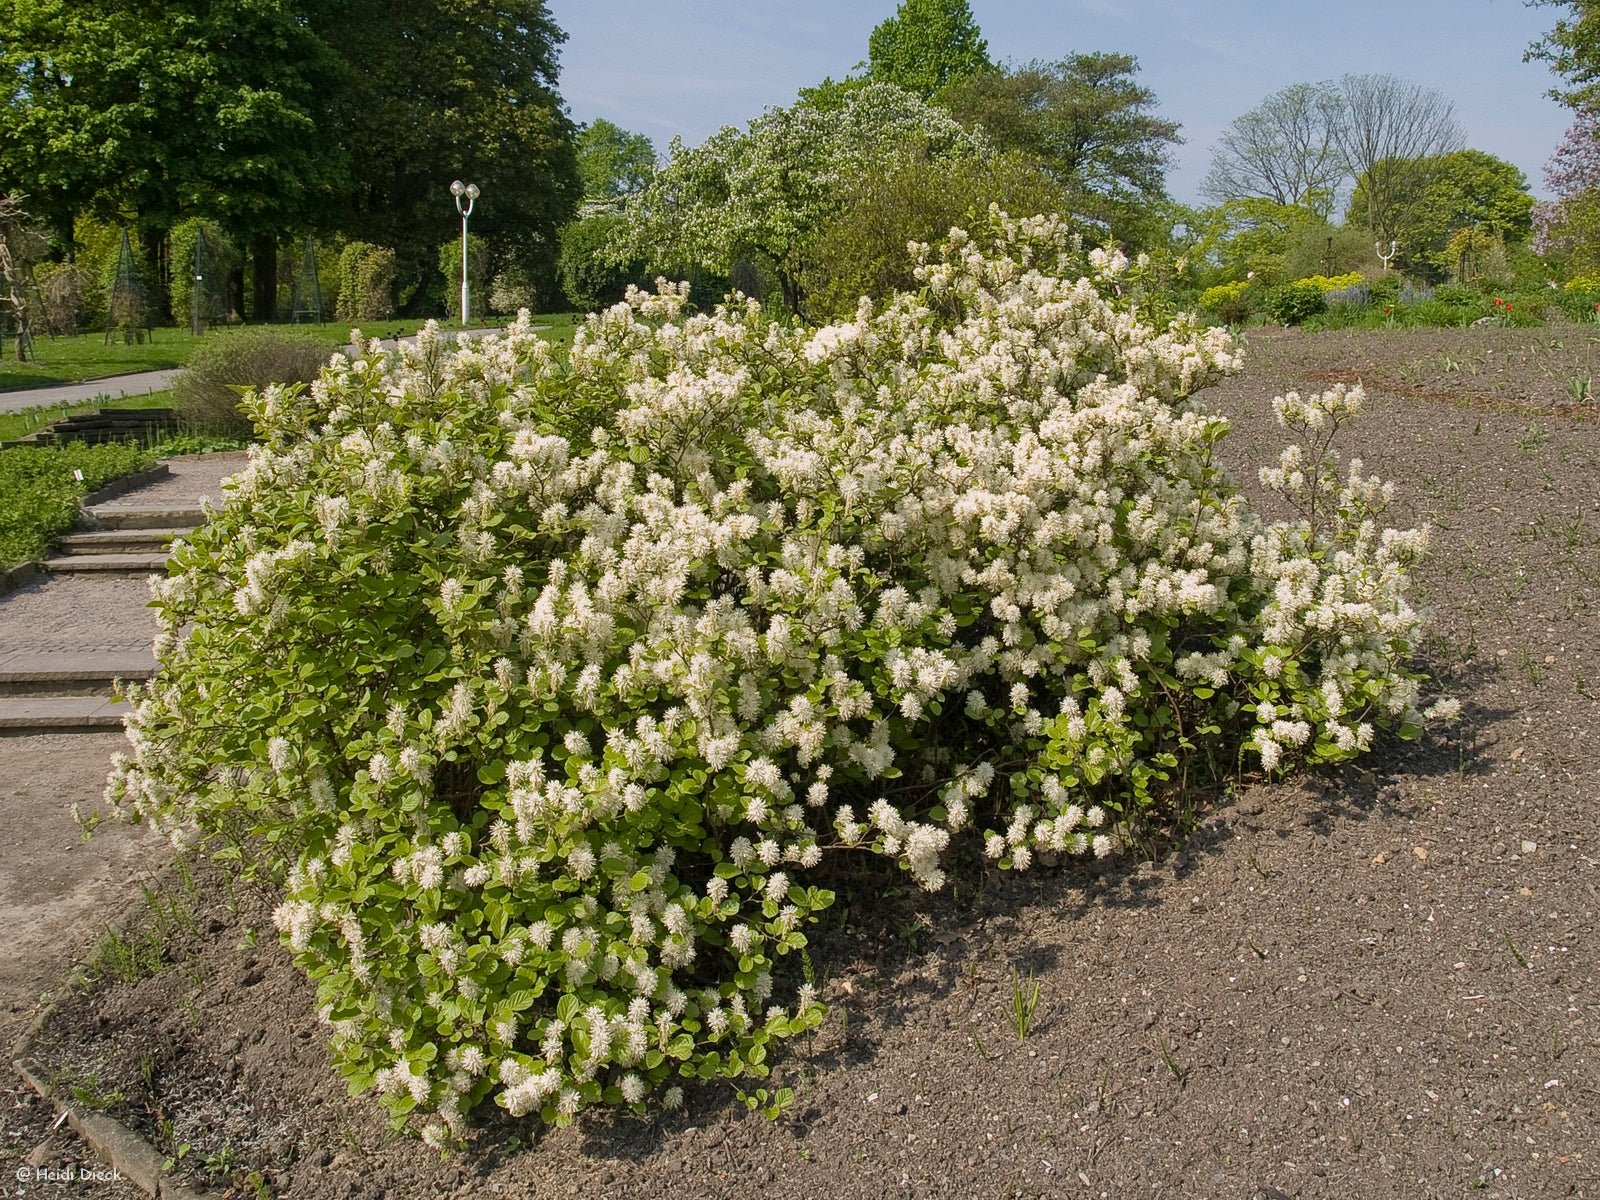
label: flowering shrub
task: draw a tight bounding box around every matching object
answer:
[1261,279,1327,325]
[105,210,1446,1141]
[1294,272,1365,293]
[1199,280,1252,323]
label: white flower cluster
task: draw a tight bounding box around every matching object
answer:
[104,209,1443,1135]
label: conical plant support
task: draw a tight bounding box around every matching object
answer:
[105,228,151,345]
[190,228,231,336]
[291,235,325,324]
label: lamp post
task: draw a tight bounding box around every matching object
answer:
[449,179,480,325]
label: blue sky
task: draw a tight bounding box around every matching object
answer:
[546,0,1572,204]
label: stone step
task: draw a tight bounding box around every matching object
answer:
[0,650,154,696]
[0,695,128,733]
[44,552,170,574]
[84,505,205,531]
[56,528,194,555]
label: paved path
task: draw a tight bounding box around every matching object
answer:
[0,326,515,414]
[0,369,178,414]
[0,454,245,1048]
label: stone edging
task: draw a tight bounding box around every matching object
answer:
[11,871,222,1200]
[0,562,42,598]
[82,464,172,507]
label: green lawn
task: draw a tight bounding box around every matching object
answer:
[0,314,580,392]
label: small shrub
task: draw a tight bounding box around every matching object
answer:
[170,329,332,435]
[1199,280,1253,324]
[33,262,96,335]
[558,213,650,313]
[1295,272,1365,293]
[1549,283,1600,322]
[1366,276,1401,305]
[438,237,491,322]
[1323,283,1371,311]
[1261,280,1326,325]
[489,265,541,316]
[1433,283,1479,307]
[336,243,397,322]
[108,213,1445,1141]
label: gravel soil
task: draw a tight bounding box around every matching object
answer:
[15,328,1600,1200]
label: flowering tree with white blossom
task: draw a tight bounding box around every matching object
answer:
[105,209,1451,1140]
[608,81,984,315]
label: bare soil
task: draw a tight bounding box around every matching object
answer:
[15,328,1600,1200]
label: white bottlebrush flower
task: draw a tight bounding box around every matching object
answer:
[104,205,1431,1134]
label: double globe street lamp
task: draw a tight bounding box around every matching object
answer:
[449,179,480,325]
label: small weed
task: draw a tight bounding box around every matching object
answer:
[1516,647,1544,685]
[1246,938,1268,960]
[93,926,165,982]
[1574,668,1598,702]
[1515,423,1548,453]
[895,915,928,951]
[60,1067,124,1112]
[1504,567,1530,603]
[1011,966,1043,1042]
[735,1085,795,1120]
[1567,375,1593,404]
[1245,852,1273,881]
[1155,1032,1191,1085]
[1095,1067,1120,1115]
[1503,930,1530,970]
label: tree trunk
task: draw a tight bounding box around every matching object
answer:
[252,236,278,322]
[143,227,172,324]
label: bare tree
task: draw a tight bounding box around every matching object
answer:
[0,193,42,361]
[1336,73,1465,239]
[1202,82,1348,216]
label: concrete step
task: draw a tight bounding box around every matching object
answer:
[0,695,128,733]
[85,504,205,531]
[44,552,169,574]
[0,650,154,696]
[56,528,193,555]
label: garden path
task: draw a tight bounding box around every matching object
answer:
[0,453,244,1054]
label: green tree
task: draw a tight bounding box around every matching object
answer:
[311,0,582,313]
[1347,149,1533,281]
[0,0,347,318]
[1335,73,1464,242]
[1193,198,1332,284]
[1528,0,1600,113]
[798,149,1066,319]
[559,211,650,311]
[940,54,1182,245]
[575,119,656,204]
[610,82,984,315]
[866,0,991,99]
